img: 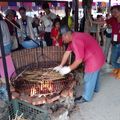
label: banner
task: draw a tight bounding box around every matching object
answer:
[0,2,8,7]
[8,2,17,6]
[52,1,58,7]
[111,0,120,6]
[21,2,32,7]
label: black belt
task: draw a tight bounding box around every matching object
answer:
[111,41,120,46]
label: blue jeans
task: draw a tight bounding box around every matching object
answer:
[82,70,100,101]
[111,44,120,68]
[4,44,12,55]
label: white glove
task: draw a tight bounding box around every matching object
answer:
[59,66,71,76]
[53,65,62,72]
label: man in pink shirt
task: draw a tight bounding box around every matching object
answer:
[54,26,105,103]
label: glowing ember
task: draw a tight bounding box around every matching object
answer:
[12,68,74,98]
[30,81,54,97]
[30,86,37,97]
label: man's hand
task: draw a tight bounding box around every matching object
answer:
[59,66,71,76]
[53,65,62,72]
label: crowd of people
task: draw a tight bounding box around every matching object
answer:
[54,5,120,103]
[0,2,74,101]
[1,3,120,103]
[85,5,120,69]
[0,2,74,53]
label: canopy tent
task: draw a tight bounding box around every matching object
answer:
[93,0,109,2]
[0,0,115,11]
[0,2,64,7]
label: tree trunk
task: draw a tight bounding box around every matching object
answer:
[74,0,79,31]
[80,0,93,32]
[82,0,93,10]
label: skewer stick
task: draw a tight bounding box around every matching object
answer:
[14,66,29,80]
[42,71,52,76]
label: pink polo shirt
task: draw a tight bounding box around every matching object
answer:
[67,32,105,73]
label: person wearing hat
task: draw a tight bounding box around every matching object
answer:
[5,9,20,51]
[53,25,105,103]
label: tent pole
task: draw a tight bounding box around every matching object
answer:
[0,22,11,101]
[74,0,79,31]
[109,0,111,7]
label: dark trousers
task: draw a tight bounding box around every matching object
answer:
[44,32,52,46]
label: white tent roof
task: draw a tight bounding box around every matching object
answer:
[79,0,109,2]
[93,0,109,2]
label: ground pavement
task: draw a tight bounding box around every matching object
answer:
[70,64,120,120]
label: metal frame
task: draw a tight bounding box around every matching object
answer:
[0,21,11,101]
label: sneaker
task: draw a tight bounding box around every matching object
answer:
[74,96,87,104]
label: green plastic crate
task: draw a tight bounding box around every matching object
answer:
[2,99,49,120]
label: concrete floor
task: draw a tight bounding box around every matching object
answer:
[70,64,120,120]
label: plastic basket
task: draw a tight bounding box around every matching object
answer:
[2,99,49,120]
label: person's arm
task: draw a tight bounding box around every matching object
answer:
[69,59,82,71]
[56,31,60,40]
[53,51,71,72]
[60,51,72,66]
[51,36,56,41]
[16,19,22,42]
[59,57,82,76]
[105,17,113,27]
[51,34,56,41]
[92,20,105,25]
[51,28,57,41]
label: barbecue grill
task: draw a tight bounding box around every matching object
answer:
[10,47,74,101]
[11,68,74,97]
